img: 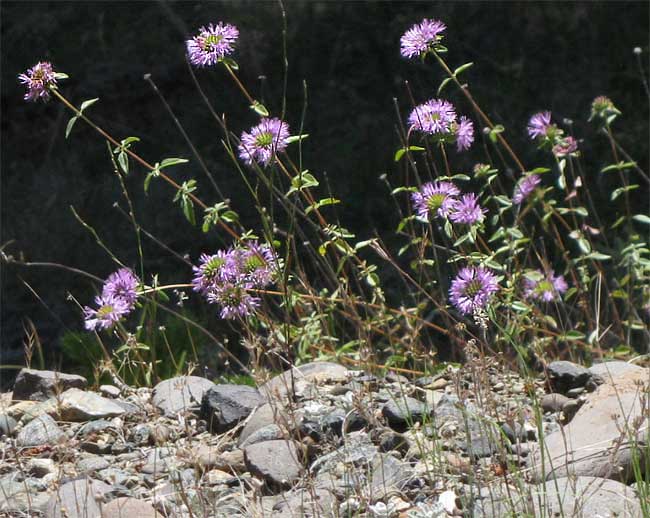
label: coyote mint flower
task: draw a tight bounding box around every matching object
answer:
[193,242,279,319]
[527,111,552,139]
[449,266,499,315]
[84,268,139,331]
[238,118,291,166]
[84,294,131,331]
[523,270,568,302]
[513,174,541,204]
[186,22,239,67]
[18,62,58,102]
[552,136,578,158]
[412,181,460,219]
[408,99,474,151]
[449,193,486,225]
[400,18,446,59]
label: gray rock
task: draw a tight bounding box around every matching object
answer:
[102,496,161,516]
[27,458,56,477]
[264,487,336,517]
[192,445,246,473]
[0,477,45,513]
[541,392,570,413]
[260,362,348,399]
[382,396,430,429]
[16,414,64,447]
[368,453,412,496]
[152,375,216,415]
[590,361,648,382]
[244,440,303,489]
[239,424,285,447]
[201,384,265,434]
[46,478,113,517]
[140,447,175,475]
[99,384,121,398]
[12,368,87,402]
[547,360,592,393]
[77,419,115,437]
[238,402,296,446]
[57,388,126,421]
[473,476,643,517]
[529,367,649,482]
[0,413,17,436]
[76,455,110,473]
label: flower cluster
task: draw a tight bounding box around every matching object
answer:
[238,118,291,166]
[18,62,59,102]
[84,268,139,331]
[589,95,621,124]
[186,22,239,67]
[193,242,278,319]
[412,181,485,225]
[527,111,579,159]
[408,99,474,151]
[523,269,568,302]
[449,266,499,315]
[400,18,446,59]
[512,174,542,204]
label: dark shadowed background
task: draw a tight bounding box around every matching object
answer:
[2,1,648,383]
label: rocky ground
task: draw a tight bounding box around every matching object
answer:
[0,354,648,517]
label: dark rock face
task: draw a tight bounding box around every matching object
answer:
[12,368,87,402]
[382,396,430,430]
[547,361,592,393]
[201,384,265,434]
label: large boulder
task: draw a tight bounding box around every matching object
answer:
[12,368,87,402]
[152,376,216,415]
[200,384,265,434]
[529,366,649,482]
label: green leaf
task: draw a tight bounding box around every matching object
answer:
[611,184,639,201]
[453,62,474,76]
[306,198,341,214]
[144,171,159,193]
[394,145,425,162]
[54,72,69,80]
[633,214,650,225]
[561,331,585,341]
[221,57,239,70]
[159,157,189,169]
[118,151,129,175]
[584,252,611,261]
[391,186,418,195]
[65,116,79,139]
[285,134,309,144]
[182,198,195,225]
[437,77,453,95]
[250,101,269,117]
[288,171,319,195]
[79,98,99,112]
[600,161,637,174]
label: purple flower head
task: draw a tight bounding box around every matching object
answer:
[412,181,460,219]
[238,118,291,166]
[523,270,568,302]
[400,18,446,59]
[102,268,139,309]
[449,266,499,315]
[552,136,578,158]
[192,250,233,294]
[408,99,457,135]
[455,116,475,151]
[83,294,131,331]
[513,174,541,204]
[186,22,239,67]
[18,62,58,102]
[449,193,486,225]
[527,111,552,139]
[206,282,260,319]
[236,241,278,287]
